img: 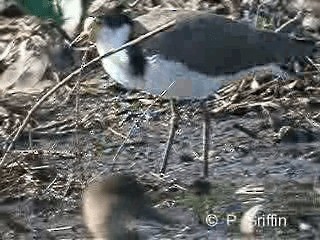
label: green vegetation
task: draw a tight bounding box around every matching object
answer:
[16,0,64,25]
[256,15,274,30]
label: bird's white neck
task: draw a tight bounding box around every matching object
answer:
[95,24,147,90]
[96,24,131,51]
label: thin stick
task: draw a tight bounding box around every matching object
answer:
[306,56,320,72]
[74,33,92,182]
[275,11,302,33]
[0,19,176,167]
[160,99,178,174]
[201,100,210,178]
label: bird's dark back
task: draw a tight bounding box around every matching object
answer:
[142,13,315,76]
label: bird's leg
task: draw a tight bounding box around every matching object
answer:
[159,99,179,174]
[201,99,210,178]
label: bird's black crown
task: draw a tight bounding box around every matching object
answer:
[96,8,133,29]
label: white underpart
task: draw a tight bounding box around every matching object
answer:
[96,24,285,99]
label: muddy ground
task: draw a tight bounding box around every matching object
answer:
[1,0,320,239]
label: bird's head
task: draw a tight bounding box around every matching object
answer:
[86,6,134,49]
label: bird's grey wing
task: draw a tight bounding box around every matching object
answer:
[142,13,315,76]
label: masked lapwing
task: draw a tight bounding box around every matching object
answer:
[87,6,316,175]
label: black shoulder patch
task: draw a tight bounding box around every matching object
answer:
[127,45,146,76]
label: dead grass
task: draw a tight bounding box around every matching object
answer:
[0,0,320,238]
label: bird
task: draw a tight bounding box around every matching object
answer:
[87,6,315,99]
[82,174,170,240]
[86,6,316,174]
